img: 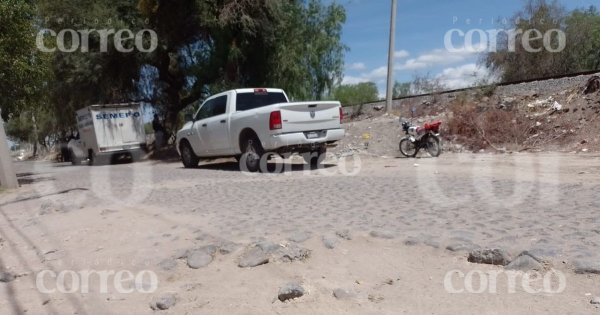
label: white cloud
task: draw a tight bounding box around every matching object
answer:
[395,45,485,71]
[342,66,389,85]
[394,50,410,59]
[347,62,367,71]
[435,63,497,90]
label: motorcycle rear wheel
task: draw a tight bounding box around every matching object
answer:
[425,135,442,157]
[399,138,418,158]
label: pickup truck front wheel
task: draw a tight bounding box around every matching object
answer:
[241,138,264,172]
[180,141,200,168]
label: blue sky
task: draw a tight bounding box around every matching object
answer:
[338,0,599,96]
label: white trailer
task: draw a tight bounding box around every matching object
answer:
[68,103,146,165]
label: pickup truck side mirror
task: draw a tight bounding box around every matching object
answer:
[184,114,194,122]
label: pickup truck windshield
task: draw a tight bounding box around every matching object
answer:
[236,92,288,112]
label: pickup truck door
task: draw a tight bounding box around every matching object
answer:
[189,100,214,156]
[204,95,232,155]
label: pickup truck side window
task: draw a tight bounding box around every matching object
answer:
[211,95,227,116]
[194,100,214,121]
[194,95,228,120]
[236,92,288,112]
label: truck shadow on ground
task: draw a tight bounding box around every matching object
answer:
[185,161,338,173]
[16,172,55,186]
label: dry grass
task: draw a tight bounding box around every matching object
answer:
[447,101,534,152]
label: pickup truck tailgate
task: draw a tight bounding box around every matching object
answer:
[278,101,341,133]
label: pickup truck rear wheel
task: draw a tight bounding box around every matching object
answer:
[304,147,327,167]
[241,138,264,172]
[180,142,200,168]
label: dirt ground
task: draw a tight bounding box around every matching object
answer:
[0,153,600,314]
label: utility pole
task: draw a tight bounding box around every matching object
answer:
[385,0,398,113]
[0,113,18,189]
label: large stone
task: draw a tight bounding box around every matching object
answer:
[288,231,312,243]
[187,248,214,269]
[278,282,305,302]
[505,253,543,271]
[256,241,280,253]
[591,297,600,305]
[238,247,269,268]
[274,243,311,262]
[573,259,600,274]
[468,249,512,266]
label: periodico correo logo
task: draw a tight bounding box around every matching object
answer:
[36,28,158,53]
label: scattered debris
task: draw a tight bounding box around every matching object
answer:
[583,76,600,94]
[468,248,512,266]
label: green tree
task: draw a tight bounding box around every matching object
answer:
[332,82,379,106]
[484,0,600,82]
[0,0,49,120]
[563,6,600,71]
[393,82,411,98]
[38,0,347,132]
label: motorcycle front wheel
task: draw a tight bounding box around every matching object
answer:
[425,135,442,157]
[399,138,418,158]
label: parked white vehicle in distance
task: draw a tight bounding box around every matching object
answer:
[69,103,146,165]
[176,88,345,172]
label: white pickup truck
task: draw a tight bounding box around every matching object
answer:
[176,88,345,171]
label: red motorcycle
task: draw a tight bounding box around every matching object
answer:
[399,120,442,158]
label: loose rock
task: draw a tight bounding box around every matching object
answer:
[0,272,15,283]
[238,247,269,268]
[446,242,479,252]
[278,282,305,302]
[322,235,338,249]
[288,231,312,243]
[369,230,395,239]
[505,253,543,271]
[335,230,352,240]
[187,248,215,269]
[158,259,177,271]
[332,288,355,300]
[591,297,600,305]
[468,248,512,266]
[151,294,176,311]
[573,260,600,274]
[274,243,311,262]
